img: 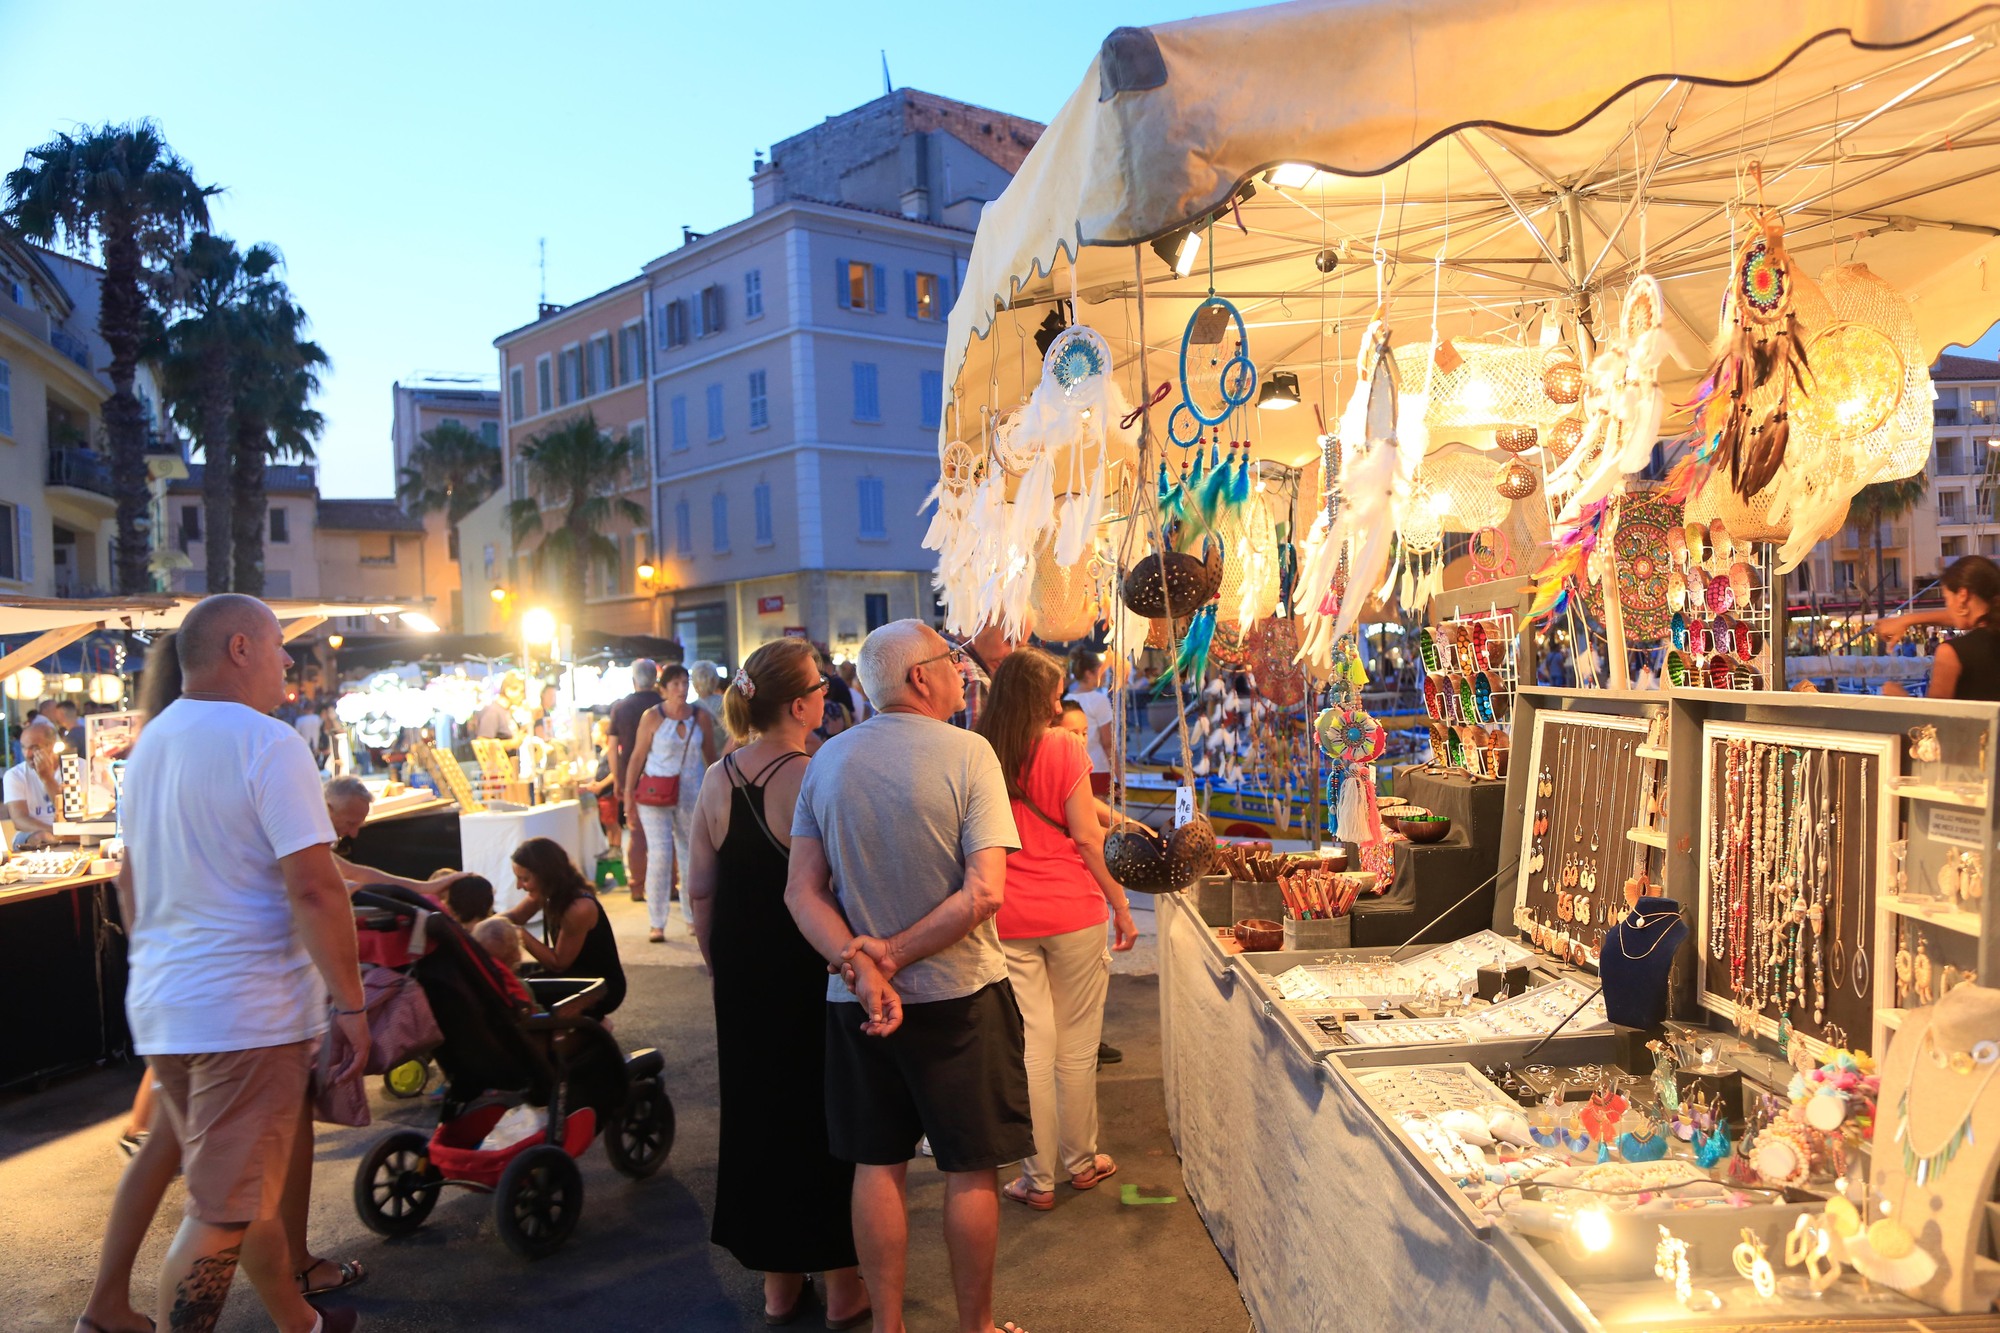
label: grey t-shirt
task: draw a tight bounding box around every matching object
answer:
[793,712,1020,1005]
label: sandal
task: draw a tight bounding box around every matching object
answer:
[764,1282,816,1326]
[647,930,666,943]
[1002,1176,1054,1211]
[824,1308,872,1331]
[1068,1154,1118,1190]
[77,1319,155,1333]
[298,1257,367,1296]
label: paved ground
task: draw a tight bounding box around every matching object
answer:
[2,894,1247,1332]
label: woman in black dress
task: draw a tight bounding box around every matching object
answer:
[504,836,627,1018]
[1879,556,2000,701]
[686,639,867,1328]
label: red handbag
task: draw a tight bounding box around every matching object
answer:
[634,708,698,806]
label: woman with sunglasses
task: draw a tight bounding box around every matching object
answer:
[682,639,869,1328]
[975,647,1138,1211]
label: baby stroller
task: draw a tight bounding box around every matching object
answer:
[348,887,674,1258]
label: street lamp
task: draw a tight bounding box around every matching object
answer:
[490,586,509,603]
[522,608,557,647]
[327,634,344,650]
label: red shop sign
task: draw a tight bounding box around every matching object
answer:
[757,595,785,614]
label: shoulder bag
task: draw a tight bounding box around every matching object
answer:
[634,705,698,807]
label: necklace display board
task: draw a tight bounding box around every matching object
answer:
[1511,709,1656,968]
[1696,721,1896,1062]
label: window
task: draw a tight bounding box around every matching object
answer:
[837,258,885,312]
[1975,396,1999,426]
[480,420,499,448]
[706,383,724,441]
[865,593,890,632]
[618,323,645,384]
[697,284,725,337]
[508,366,525,421]
[627,422,648,482]
[559,345,582,404]
[270,508,289,544]
[852,362,880,422]
[0,501,15,581]
[589,334,613,395]
[1937,387,1963,425]
[754,481,774,546]
[920,370,943,429]
[744,269,763,320]
[1984,534,2000,556]
[858,476,886,539]
[748,370,769,429]
[483,543,496,581]
[1938,437,1966,476]
[670,394,689,451]
[660,297,690,350]
[1939,489,1967,524]
[1943,536,1969,559]
[907,271,943,320]
[536,356,552,413]
[711,492,730,552]
[1882,555,1903,589]
[179,504,200,545]
[1834,559,1858,588]
[675,498,692,554]
[359,533,396,566]
[0,357,11,435]
[511,452,526,500]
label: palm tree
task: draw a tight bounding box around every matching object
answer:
[398,420,502,537]
[507,412,646,627]
[154,234,280,590]
[1846,475,1931,618]
[229,294,326,595]
[5,122,216,593]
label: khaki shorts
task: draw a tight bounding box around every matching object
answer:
[148,1039,314,1225]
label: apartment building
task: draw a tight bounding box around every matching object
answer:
[167,464,322,598]
[388,376,499,629]
[466,276,653,635]
[644,88,1042,666]
[0,235,181,598]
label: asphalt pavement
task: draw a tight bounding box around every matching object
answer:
[1,893,1248,1332]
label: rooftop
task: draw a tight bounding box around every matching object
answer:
[316,498,427,533]
[1934,353,2000,382]
[170,463,316,496]
[769,88,1043,177]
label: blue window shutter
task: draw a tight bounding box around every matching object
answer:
[18,504,31,582]
[872,264,887,313]
[904,270,918,319]
[835,256,849,309]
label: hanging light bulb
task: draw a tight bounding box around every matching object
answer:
[1495,426,1539,454]
[1543,352,1585,405]
[1496,458,1539,500]
[1547,413,1585,462]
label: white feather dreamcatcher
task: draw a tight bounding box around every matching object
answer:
[1546,276,1671,524]
[1297,320,1400,675]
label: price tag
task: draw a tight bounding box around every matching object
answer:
[1928,806,1984,849]
[1174,784,1195,827]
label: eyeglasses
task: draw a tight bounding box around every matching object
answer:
[909,643,969,673]
[809,675,834,694]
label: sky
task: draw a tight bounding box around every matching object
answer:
[0,0,1268,497]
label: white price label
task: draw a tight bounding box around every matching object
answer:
[1928,806,1984,849]
[1174,784,1195,827]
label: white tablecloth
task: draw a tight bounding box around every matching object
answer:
[460,800,584,912]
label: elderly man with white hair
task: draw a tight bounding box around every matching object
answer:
[785,618,1034,1333]
[4,716,63,848]
[321,775,471,895]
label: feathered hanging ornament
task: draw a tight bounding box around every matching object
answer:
[1297,321,1399,673]
[1159,604,1219,694]
[1681,168,1812,501]
[1528,497,1613,623]
[1546,278,1673,524]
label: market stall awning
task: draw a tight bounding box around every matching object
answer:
[945,0,2000,467]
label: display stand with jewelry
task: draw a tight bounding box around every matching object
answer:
[1511,709,1651,966]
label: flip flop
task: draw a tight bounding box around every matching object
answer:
[298,1258,366,1297]
[824,1308,872,1331]
[77,1319,154,1333]
[1003,1176,1055,1210]
[764,1282,817,1326]
[1069,1154,1119,1190]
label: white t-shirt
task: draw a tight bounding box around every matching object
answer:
[123,698,338,1055]
[294,711,323,750]
[2,759,57,826]
[1065,689,1117,773]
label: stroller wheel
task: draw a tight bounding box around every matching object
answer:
[354,1130,442,1236]
[605,1079,675,1179]
[495,1145,583,1259]
[382,1059,431,1099]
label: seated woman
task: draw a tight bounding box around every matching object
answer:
[501,836,626,1018]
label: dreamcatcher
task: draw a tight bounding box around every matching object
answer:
[1545,276,1672,523]
[923,436,998,634]
[1462,526,1517,586]
[1317,697,1387,845]
[1577,488,1678,643]
[1398,474,1446,612]
[1684,170,1813,500]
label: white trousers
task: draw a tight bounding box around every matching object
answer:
[635,799,694,930]
[1002,924,1111,1191]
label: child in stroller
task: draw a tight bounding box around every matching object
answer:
[350,886,673,1258]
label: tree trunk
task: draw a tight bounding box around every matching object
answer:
[98,224,154,595]
[200,342,234,593]
[1872,506,1886,620]
[230,417,268,595]
[569,517,591,634]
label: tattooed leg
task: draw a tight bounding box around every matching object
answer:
[162,1236,240,1333]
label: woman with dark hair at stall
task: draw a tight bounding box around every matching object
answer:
[502,835,626,1017]
[683,637,869,1328]
[1876,555,2000,701]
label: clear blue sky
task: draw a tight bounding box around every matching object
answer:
[0,0,1266,496]
[7,0,1995,498]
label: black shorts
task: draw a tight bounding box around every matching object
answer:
[825,979,1034,1173]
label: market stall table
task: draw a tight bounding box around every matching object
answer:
[464,800,584,913]
[0,870,127,1089]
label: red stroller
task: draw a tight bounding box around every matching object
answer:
[349,887,673,1258]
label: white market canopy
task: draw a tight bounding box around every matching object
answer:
[943,0,2000,472]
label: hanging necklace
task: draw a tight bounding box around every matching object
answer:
[1895,1026,2000,1187]
[1851,757,1872,1002]
[1826,752,1848,994]
[1618,908,1684,959]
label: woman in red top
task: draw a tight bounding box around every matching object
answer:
[977,648,1138,1210]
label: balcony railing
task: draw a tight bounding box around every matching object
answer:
[48,326,90,370]
[46,447,114,497]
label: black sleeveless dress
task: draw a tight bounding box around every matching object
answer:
[550,893,626,1016]
[1946,626,2000,702]
[708,751,857,1274]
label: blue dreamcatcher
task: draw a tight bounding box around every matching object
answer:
[1167,295,1256,447]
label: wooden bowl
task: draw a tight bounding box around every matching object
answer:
[1121,544,1224,619]
[1397,814,1453,843]
[1234,918,1285,952]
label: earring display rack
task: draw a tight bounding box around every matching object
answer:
[1662,539,1776,692]
[1511,710,1653,967]
[1419,608,1518,779]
